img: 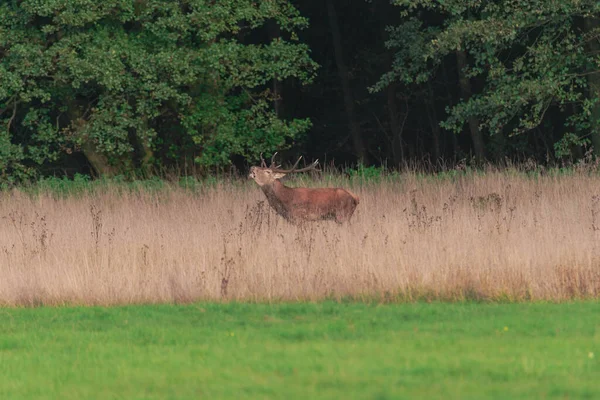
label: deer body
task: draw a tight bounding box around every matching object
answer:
[248,155,359,223]
[260,179,359,223]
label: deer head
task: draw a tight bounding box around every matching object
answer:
[248,152,319,187]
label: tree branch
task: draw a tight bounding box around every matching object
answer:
[6,99,18,133]
[0,95,16,117]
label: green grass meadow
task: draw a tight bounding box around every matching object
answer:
[1,302,599,399]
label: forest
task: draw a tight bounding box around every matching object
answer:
[1,0,600,183]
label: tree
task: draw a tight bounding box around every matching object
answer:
[375,0,600,160]
[0,0,317,182]
[325,0,367,163]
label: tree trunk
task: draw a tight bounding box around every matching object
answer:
[376,1,404,166]
[68,102,116,177]
[326,0,367,163]
[441,63,460,161]
[456,50,485,161]
[134,119,154,174]
[387,83,405,166]
[269,20,282,118]
[584,17,600,155]
[80,139,116,177]
[426,82,442,161]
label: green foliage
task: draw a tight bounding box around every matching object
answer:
[554,133,591,159]
[2,302,600,399]
[12,164,600,197]
[0,0,317,182]
[346,163,390,182]
[15,173,237,197]
[376,1,600,158]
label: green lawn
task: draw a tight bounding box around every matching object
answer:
[0,302,598,399]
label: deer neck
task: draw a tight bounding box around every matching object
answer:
[261,180,293,217]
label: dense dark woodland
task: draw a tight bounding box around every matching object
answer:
[1,1,599,183]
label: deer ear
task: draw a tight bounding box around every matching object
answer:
[272,172,286,180]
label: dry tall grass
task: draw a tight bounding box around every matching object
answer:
[1,172,600,306]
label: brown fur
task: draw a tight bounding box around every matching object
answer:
[249,166,359,223]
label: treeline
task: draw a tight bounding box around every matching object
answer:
[1,0,599,183]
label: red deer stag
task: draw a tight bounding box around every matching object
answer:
[248,153,359,223]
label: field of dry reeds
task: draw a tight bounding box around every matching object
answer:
[1,171,600,306]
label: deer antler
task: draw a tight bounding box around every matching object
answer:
[271,156,319,174]
[259,153,267,168]
[269,152,282,169]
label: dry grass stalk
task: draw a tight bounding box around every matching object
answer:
[1,172,600,306]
